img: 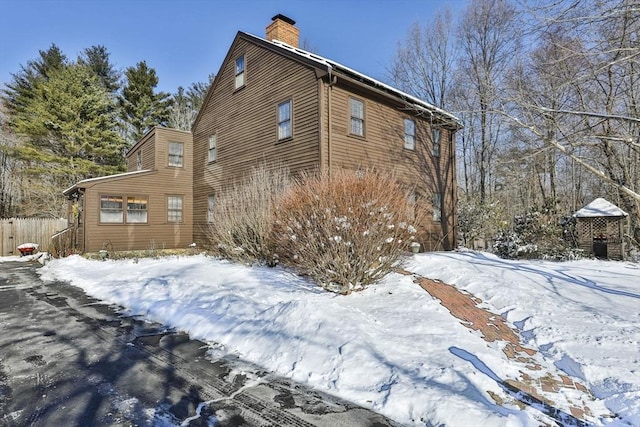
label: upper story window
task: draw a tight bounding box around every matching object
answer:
[167,195,183,223]
[168,141,184,167]
[278,100,292,140]
[136,150,142,170]
[349,97,365,137]
[208,134,217,162]
[100,195,123,223]
[126,196,148,223]
[404,119,415,150]
[432,128,441,157]
[235,55,245,89]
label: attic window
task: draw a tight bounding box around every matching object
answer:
[235,55,245,89]
[404,119,415,150]
[432,128,441,157]
[136,151,142,170]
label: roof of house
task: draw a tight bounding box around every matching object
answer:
[63,169,154,196]
[573,197,628,218]
[240,32,462,127]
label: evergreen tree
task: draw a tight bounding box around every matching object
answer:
[12,63,126,181]
[2,44,67,118]
[78,45,120,93]
[118,61,171,143]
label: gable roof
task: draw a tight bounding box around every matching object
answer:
[193,30,462,130]
[573,197,628,218]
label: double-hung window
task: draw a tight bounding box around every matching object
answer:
[167,195,183,223]
[235,55,245,89]
[208,134,217,162]
[168,142,183,167]
[207,195,216,223]
[100,195,123,223]
[404,119,415,150]
[350,98,364,137]
[433,193,442,222]
[126,196,148,223]
[278,100,292,140]
[432,128,441,157]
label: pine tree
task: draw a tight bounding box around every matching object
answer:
[2,44,67,118]
[118,61,171,143]
[12,64,126,181]
[78,45,120,93]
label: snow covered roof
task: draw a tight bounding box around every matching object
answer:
[242,32,462,127]
[573,198,628,218]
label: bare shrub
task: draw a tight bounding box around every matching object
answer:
[207,163,291,265]
[273,169,420,294]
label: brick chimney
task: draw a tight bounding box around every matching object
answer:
[266,14,299,48]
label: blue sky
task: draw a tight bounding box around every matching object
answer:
[0,0,466,94]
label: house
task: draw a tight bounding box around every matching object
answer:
[573,197,629,260]
[57,15,461,254]
[192,14,461,251]
[56,127,193,254]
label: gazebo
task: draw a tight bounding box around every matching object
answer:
[573,198,628,260]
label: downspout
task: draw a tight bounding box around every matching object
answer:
[327,66,337,177]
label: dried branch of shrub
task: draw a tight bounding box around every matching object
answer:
[206,163,291,265]
[274,169,420,294]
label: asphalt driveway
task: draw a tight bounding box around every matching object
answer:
[0,260,399,427]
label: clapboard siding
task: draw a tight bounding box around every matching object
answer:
[192,36,321,242]
[326,81,458,250]
[73,127,193,252]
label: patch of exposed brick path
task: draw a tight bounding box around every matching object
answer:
[398,270,614,425]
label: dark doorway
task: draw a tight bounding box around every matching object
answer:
[593,238,608,259]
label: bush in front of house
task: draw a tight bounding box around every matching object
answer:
[273,169,419,294]
[206,163,291,265]
[493,203,582,260]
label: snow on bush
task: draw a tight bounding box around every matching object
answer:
[273,169,419,294]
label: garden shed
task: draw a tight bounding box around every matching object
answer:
[573,198,628,260]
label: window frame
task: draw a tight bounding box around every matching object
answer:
[432,128,441,157]
[433,192,442,222]
[208,134,217,163]
[277,99,292,141]
[168,141,184,167]
[167,195,184,223]
[99,194,124,224]
[207,194,216,224]
[349,97,365,137]
[126,195,148,224]
[136,150,142,170]
[235,55,245,90]
[404,118,416,150]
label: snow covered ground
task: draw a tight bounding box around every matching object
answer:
[4,251,637,426]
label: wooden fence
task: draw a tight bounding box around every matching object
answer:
[0,218,68,257]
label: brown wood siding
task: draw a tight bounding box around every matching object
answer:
[126,130,157,172]
[326,81,457,250]
[79,128,193,252]
[192,37,321,244]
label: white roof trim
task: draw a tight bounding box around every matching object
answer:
[63,169,153,194]
[244,33,461,125]
[573,197,628,217]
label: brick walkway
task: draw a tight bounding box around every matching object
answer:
[398,270,615,426]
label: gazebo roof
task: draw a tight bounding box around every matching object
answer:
[573,198,628,218]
